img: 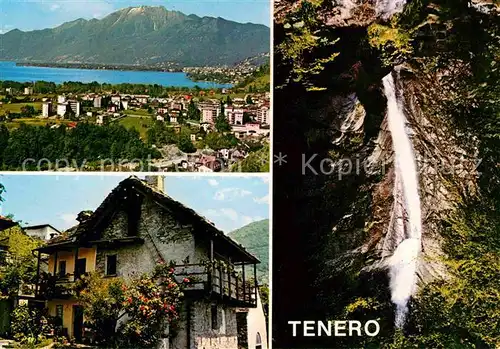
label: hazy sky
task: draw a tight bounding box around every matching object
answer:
[0,0,271,33]
[0,174,269,233]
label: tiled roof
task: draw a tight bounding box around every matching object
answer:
[46,176,259,263]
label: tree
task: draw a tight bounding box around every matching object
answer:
[73,273,126,344]
[214,102,230,133]
[187,100,201,121]
[246,95,253,104]
[0,226,43,298]
[177,135,196,153]
[73,263,190,347]
[243,112,253,124]
[20,105,36,117]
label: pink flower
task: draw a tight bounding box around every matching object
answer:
[183,278,190,283]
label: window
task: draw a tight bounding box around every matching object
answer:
[106,255,117,276]
[58,261,66,277]
[211,304,218,330]
[256,332,262,349]
[55,305,64,332]
[75,258,86,279]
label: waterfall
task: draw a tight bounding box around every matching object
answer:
[375,0,407,19]
[382,71,423,329]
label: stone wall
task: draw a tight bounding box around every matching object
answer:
[94,192,240,349]
[191,301,238,349]
[97,198,209,274]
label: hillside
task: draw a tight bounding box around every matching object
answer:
[0,6,270,66]
[229,219,269,284]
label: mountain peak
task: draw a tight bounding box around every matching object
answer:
[121,5,167,15]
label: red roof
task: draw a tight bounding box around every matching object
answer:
[68,122,77,128]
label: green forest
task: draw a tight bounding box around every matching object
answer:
[0,123,160,170]
[274,0,500,348]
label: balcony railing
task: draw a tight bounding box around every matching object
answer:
[173,263,257,308]
[35,272,84,299]
[35,263,258,307]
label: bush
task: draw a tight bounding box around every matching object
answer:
[11,304,50,345]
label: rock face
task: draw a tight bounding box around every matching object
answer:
[323,0,407,27]
[326,64,479,294]
[276,0,406,27]
[274,1,497,345]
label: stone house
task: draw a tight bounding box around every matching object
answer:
[23,224,61,241]
[33,176,260,349]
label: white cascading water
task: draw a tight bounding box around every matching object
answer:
[375,0,407,19]
[382,72,423,329]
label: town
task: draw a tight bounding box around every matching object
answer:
[0,176,269,349]
[0,82,270,172]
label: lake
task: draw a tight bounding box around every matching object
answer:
[0,61,232,88]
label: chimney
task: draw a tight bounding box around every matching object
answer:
[76,210,93,224]
[145,176,165,193]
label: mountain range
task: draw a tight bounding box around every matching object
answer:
[229,219,269,284]
[0,6,270,66]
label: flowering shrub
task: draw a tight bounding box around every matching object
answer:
[73,273,126,344]
[74,261,191,347]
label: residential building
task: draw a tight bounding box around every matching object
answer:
[157,107,169,115]
[225,107,245,125]
[200,102,221,124]
[23,224,61,241]
[96,114,105,126]
[24,87,34,95]
[237,292,268,349]
[256,106,270,125]
[111,95,121,107]
[33,176,260,348]
[68,100,81,117]
[56,96,71,117]
[121,100,129,110]
[93,97,102,108]
[170,101,184,110]
[42,101,52,118]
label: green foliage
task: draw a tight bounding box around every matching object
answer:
[186,100,201,121]
[367,23,413,66]
[214,107,231,133]
[20,105,36,118]
[235,63,271,92]
[73,273,126,344]
[0,6,269,66]
[277,1,339,88]
[0,123,160,170]
[177,135,196,153]
[228,219,269,284]
[0,226,43,298]
[203,132,239,151]
[0,183,4,204]
[73,263,190,347]
[11,305,50,345]
[232,143,269,172]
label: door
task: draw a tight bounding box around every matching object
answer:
[72,305,84,342]
[75,258,86,279]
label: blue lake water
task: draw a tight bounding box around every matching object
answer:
[0,61,232,88]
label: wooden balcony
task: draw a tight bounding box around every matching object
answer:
[35,272,83,300]
[34,263,259,308]
[174,263,258,308]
